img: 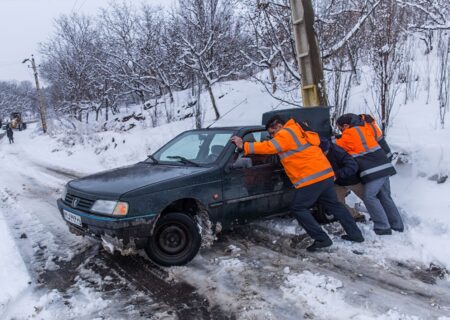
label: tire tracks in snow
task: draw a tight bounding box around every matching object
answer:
[0,152,233,319]
[228,224,450,318]
[3,144,450,319]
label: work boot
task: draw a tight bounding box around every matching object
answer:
[348,207,366,223]
[306,239,333,252]
[341,234,364,243]
[374,228,392,235]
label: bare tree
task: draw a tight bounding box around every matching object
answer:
[364,0,406,133]
[40,13,104,122]
[438,32,449,127]
[173,0,247,120]
[0,81,37,118]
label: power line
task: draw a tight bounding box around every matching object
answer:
[76,0,88,12]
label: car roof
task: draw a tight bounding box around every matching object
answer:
[194,125,265,132]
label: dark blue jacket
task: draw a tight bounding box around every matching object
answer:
[326,144,360,186]
[6,126,13,138]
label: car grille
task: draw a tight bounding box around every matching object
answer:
[64,193,95,211]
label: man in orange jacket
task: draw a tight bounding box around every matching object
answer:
[231,115,364,251]
[336,114,404,235]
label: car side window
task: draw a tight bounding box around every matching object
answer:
[206,133,232,161]
[241,131,273,166]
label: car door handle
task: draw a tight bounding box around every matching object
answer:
[209,202,223,208]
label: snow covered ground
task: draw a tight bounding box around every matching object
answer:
[1,70,450,319]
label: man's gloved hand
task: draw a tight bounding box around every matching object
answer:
[230,136,244,151]
[331,134,341,141]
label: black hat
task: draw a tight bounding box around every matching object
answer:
[336,113,360,127]
[265,115,285,130]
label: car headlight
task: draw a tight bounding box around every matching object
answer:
[91,200,128,216]
[61,185,68,201]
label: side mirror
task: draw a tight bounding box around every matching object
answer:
[232,157,252,169]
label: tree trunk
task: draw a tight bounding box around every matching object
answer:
[105,98,109,121]
[269,64,277,93]
[167,85,174,104]
[195,80,202,129]
[381,54,388,134]
[207,85,220,120]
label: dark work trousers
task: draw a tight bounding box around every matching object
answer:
[291,177,363,242]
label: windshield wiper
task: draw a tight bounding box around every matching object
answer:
[146,155,159,164]
[167,156,200,167]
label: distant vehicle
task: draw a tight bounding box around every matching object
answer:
[57,108,332,266]
[10,112,26,130]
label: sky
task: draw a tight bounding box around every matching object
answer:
[0,0,172,83]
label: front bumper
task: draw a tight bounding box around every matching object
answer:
[57,198,157,245]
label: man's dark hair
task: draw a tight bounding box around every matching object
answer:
[336,113,362,128]
[265,115,286,130]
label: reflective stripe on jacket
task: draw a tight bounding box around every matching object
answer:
[243,119,334,188]
[360,114,392,158]
[360,114,382,141]
[336,125,395,183]
[336,125,381,158]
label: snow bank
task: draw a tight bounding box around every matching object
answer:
[0,209,30,315]
[282,271,423,320]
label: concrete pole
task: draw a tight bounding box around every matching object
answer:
[289,0,328,107]
[29,55,48,133]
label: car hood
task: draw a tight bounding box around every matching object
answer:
[68,162,209,198]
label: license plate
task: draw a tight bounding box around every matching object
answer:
[63,210,82,227]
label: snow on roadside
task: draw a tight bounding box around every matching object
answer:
[282,271,422,320]
[0,208,30,316]
[14,118,195,176]
[1,279,113,320]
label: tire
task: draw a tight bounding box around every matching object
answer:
[145,212,201,267]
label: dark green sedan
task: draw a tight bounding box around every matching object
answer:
[57,108,332,266]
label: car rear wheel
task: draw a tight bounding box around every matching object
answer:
[145,212,201,267]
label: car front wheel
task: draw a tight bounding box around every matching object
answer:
[145,212,201,267]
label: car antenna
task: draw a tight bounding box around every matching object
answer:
[206,98,247,129]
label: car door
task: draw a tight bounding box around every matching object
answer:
[221,131,291,225]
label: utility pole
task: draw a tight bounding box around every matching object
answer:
[22,55,48,133]
[289,0,328,107]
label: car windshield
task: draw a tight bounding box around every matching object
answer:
[150,130,234,165]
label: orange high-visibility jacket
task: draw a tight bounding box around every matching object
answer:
[359,114,392,158]
[243,119,334,188]
[336,125,395,183]
[335,125,381,157]
[360,114,383,141]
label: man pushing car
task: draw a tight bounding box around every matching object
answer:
[231,115,364,252]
